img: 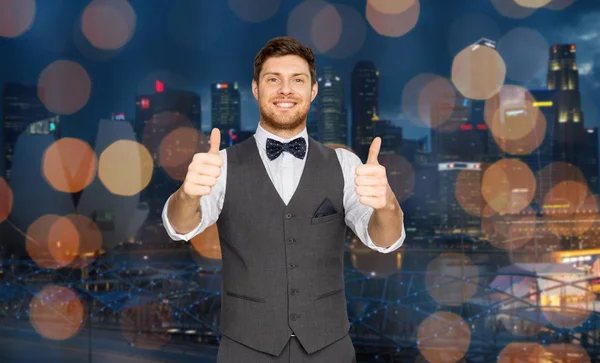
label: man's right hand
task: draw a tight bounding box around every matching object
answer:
[181,128,223,199]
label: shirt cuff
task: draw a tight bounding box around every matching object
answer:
[363,210,406,253]
[161,194,206,241]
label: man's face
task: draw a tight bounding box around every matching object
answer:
[252,55,318,131]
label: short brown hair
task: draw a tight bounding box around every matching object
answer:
[253,36,317,85]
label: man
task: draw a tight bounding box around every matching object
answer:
[163,36,405,363]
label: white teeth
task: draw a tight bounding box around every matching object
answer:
[275,102,295,108]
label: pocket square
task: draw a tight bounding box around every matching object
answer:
[313,198,338,218]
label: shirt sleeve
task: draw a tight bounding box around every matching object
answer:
[161,149,227,241]
[337,148,405,253]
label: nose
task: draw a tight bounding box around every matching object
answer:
[277,80,293,96]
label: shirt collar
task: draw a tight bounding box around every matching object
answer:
[254,122,309,152]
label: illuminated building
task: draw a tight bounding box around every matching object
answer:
[371,118,402,155]
[2,83,58,181]
[134,81,202,242]
[351,61,378,162]
[437,161,484,236]
[430,99,489,163]
[546,44,585,144]
[317,67,347,145]
[211,82,241,148]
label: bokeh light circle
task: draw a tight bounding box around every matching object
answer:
[81,0,136,50]
[368,0,416,14]
[484,85,545,144]
[146,112,209,182]
[47,216,80,268]
[26,215,81,269]
[321,4,367,59]
[417,311,471,363]
[491,0,537,18]
[402,73,440,128]
[482,207,537,250]
[43,138,98,193]
[451,44,506,100]
[542,181,596,237]
[191,223,222,260]
[287,0,332,51]
[535,162,587,206]
[98,139,153,196]
[158,126,206,181]
[546,343,590,362]
[417,76,457,129]
[0,177,13,223]
[379,154,415,202]
[29,285,85,340]
[287,0,366,59]
[0,0,36,38]
[426,253,479,306]
[64,214,103,268]
[498,343,546,362]
[310,3,342,53]
[481,159,535,215]
[497,27,549,83]
[514,0,552,7]
[38,60,92,115]
[227,0,280,23]
[455,169,487,217]
[366,0,420,38]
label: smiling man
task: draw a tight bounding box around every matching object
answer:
[163,36,405,363]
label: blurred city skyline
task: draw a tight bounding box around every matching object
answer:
[1,0,600,147]
[3,1,600,362]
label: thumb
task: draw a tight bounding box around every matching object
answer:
[366,137,381,165]
[209,128,221,154]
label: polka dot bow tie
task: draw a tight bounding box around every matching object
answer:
[266,137,307,160]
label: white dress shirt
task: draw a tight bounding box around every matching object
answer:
[162,123,405,253]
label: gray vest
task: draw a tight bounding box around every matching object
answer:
[216,136,350,356]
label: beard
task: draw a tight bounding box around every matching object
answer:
[258,96,310,131]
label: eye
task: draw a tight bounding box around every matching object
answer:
[294,79,304,83]
[268,77,278,83]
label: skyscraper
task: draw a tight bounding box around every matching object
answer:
[317,67,347,145]
[547,44,585,142]
[134,82,202,242]
[2,83,58,181]
[211,82,241,148]
[351,61,378,162]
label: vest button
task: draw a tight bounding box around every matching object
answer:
[290,314,300,321]
[286,238,295,244]
[291,288,299,295]
[288,263,297,269]
[285,213,293,219]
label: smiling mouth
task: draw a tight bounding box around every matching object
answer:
[273,101,297,109]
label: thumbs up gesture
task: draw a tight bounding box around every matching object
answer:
[182,128,223,200]
[355,137,391,210]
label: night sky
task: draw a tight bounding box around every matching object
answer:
[1,0,600,146]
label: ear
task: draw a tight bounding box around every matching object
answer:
[252,79,259,101]
[310,80,318,102]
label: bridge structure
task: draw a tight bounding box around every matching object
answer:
[0,250,598,362]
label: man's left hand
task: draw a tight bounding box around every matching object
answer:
[355,137,392,210]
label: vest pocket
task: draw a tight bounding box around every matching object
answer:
[315,288,343,300]
[226,291,266,303]
[311,212,341,224]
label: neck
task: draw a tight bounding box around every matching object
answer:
[259,120,306,139]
